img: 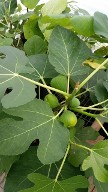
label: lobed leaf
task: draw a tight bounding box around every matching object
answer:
[48,26,92,77]
[82,140,108,182]
[19,173,88,192]
[69,119,99,167]
[28,54,57,81]
[1,99,69,164]
[5,147,83,192]
[0,46,36,108]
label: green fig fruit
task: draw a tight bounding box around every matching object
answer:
[59,110,77,128]
[44,94,59,109]
[50,75,68,92]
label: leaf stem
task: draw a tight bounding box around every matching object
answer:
[70,140,92,152]
[40,76,52,94]
[71,108,97,118]
[54,143,70,182]
[18,74,70,97]
[86,99,108,108]
[96,118,108,137]
[78,106,106,111]
[54,107,64,120]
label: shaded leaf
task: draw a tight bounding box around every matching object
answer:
[0,46,36,108]
[21,0,39,9]
[0,155,18,174]
[82,140,108,182]
[1,99,69,164]
[95,81,108,107]
[48,26,91,77]
[94,177,108,192]
[94,12,108,39]
[28,54,57,81]
[69,119,99,167]
[5,147,83,192]
[103,69,108,92]
[0,2,4,19]
[7,0,17,14]
[19,173,88,192]
[24,35,47,56]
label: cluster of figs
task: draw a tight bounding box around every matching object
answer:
[44,75,80,128]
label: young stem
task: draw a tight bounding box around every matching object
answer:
[70,140,92,152]
[40,77,52,94]
[54,143,70,182]
[54,107,64,120]
[96,118,108,137]
[78,106,106,111]
[86,99,108,108]
[18,74,70,97]
[78,58,108,91]
[71,108,97,118]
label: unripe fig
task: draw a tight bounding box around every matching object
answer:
[50,75,68,92]
[44,94,59,109]
[59,110,77,128]
[69,97,80,108]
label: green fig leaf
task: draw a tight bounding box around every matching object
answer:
[24,35,47,55]
[19,173,88,192]
[1,99,69,164]
[48,26,91,77]
[21,0,39,9]
[0,46,36,108]
[82,140,108,182]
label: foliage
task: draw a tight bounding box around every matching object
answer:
[0,0,108,191]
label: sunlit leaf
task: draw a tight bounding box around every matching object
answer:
[21,0,39,9]
[94,12,108,39]
[83,58,106,69]
[41,0,67,16]
[71,15,94,37]
[23,15,43,39]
